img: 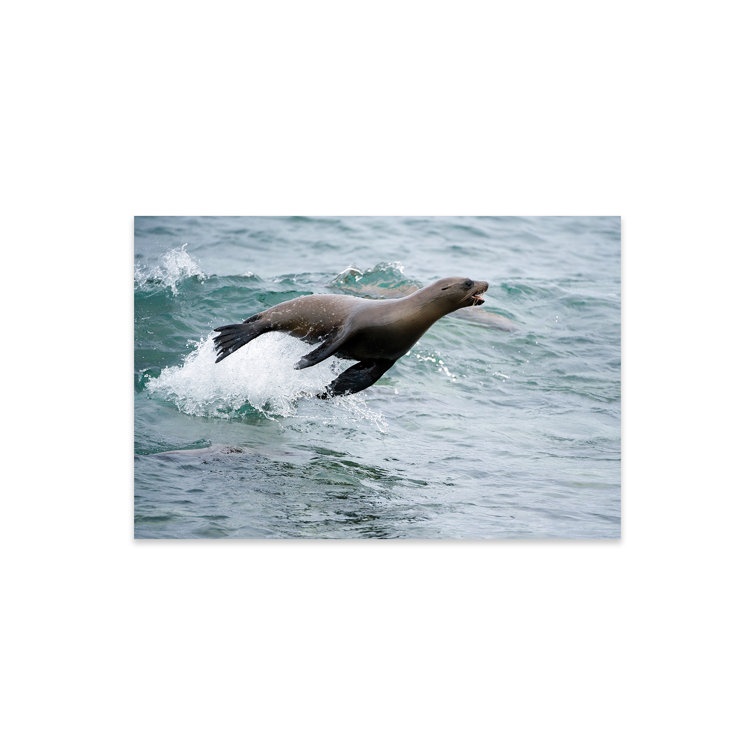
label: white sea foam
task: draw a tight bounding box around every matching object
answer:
[146,331,388,430]
[134,244,205,293]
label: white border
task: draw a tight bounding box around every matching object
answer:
[5,3,752,753]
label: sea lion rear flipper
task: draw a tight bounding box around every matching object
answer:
[212,315,266,363]
[317,359,395,398]
[295,329,350,370]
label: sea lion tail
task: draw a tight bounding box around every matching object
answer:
[212,315,265,363]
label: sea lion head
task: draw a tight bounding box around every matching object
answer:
[430,277,489,312]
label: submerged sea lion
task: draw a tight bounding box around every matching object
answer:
[451,307,517,331]
[213,277,489,397]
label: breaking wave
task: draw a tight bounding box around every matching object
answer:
[134,244,205,294]
[145,331,387,430]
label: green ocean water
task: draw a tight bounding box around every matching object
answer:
[134,216,620,538]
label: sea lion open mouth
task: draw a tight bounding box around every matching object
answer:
[468,281,488,306]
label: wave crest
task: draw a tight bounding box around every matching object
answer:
[329,261,421,298]
[134,244,205,294]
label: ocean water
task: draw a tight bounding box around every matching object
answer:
[134,216,621,539]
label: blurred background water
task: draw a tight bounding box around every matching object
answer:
[134,216,620,538]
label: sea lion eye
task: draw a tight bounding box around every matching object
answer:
[464,279,473,288]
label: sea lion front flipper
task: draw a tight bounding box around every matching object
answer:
[317,359,395,398]
[295,329,350,370]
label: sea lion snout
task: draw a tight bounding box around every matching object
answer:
[468,280,489,306]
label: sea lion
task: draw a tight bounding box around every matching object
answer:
[212,277,489,398]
